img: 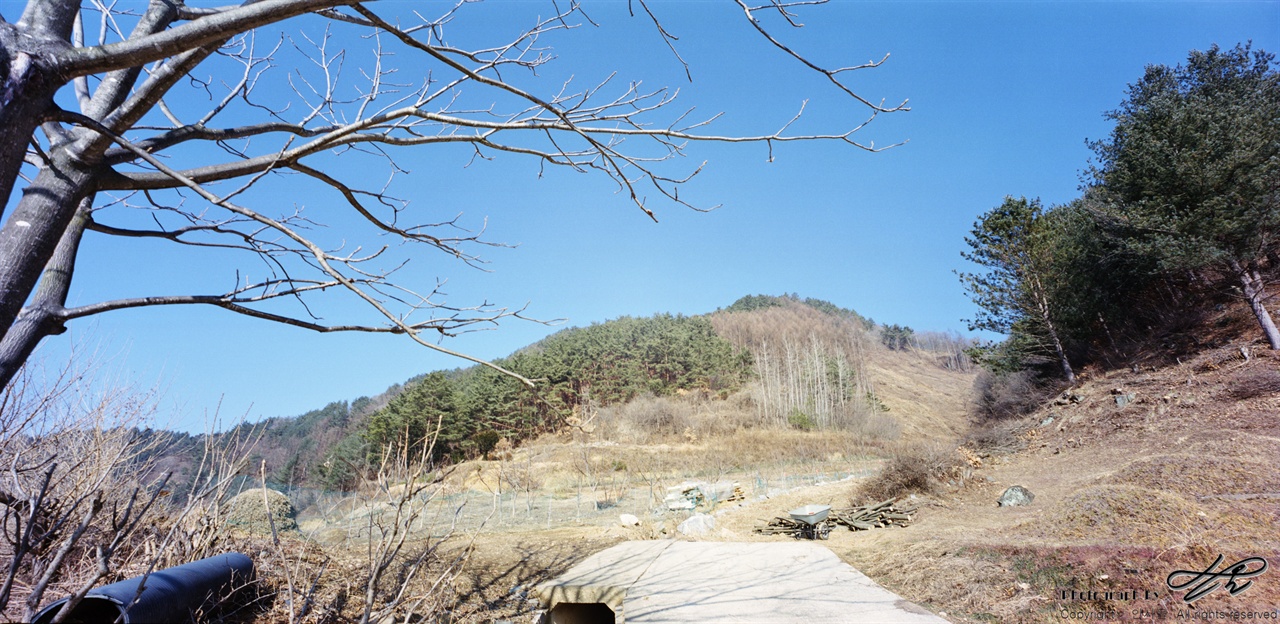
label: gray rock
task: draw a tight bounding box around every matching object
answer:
[677,513,716,536]
[1040,416,1054,426]
[1115,393,1136,407]
[665,498,696,511]
[997,485,1035,507]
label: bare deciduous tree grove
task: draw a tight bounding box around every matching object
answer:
[0,0,904,390]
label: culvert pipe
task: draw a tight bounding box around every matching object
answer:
[31,552,254,624]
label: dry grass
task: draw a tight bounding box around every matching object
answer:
[1036,485,1202,547]
[1109,454,1280,498]
[226,488,299,534]
[1222,365,1280,400]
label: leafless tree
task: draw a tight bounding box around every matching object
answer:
[0,0,905,390]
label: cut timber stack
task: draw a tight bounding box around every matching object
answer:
[829,498,915,531]
[753,498,915,537]
[754,516,809,536]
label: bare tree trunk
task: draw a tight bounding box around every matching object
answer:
[0,154,97,378]
[1045,318,1076,385]
[1233,259,1280,350]
[1030,274,1075,384]
[0,64,58,224]
[0,200,91,389]
[0,14,74,224]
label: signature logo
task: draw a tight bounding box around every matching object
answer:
[1166,555,1268,603]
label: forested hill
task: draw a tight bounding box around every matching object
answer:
[193,294,967,491]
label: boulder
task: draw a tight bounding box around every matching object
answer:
[619,513,641,527]
[997,485,1035,507]
[676,513,716,536]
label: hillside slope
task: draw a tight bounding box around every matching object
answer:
[864,347,972,442]
[225,295,975,491]
[824,342,1280,621]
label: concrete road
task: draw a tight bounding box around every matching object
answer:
[536,540,947,623]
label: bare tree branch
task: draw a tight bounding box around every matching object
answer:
[57,108,538,386]
[55,0,351,78]
[0,0,904,391]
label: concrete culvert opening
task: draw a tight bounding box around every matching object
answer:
[546,602,616,624]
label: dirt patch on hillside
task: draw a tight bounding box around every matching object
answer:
[826,347,1280,620]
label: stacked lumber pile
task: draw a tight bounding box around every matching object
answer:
[829,498,915,530]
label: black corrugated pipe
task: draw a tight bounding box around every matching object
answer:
[31,552,254,624]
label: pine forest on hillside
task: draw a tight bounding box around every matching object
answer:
[235,295,969,492]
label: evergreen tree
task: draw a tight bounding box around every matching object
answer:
[1089,43,1280,348]
[959,196,1077,382]
[880,324,915,350]
[363,371,461,462]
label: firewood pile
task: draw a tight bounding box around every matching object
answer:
[754,516,811,536]
[829,498,916,530]
[754,498,915,537]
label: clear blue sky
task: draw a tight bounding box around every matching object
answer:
[26,0,1280,431]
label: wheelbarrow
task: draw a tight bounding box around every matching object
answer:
[787,504,832,540]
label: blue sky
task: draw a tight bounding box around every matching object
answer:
[25,0,1280,431]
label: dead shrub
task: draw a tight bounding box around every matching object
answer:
[853,443,965,503]
[972,370,1050,422]
[964,421,1026,454]
[626,394,690,438]
[844,410,902,443]
[0,356,266,623]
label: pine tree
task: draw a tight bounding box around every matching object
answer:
[959,196,1076,382]
[1090,44,1280,348]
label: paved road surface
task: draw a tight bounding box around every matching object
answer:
[536,540,947,623]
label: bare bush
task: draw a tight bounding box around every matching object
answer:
[0,355,266,623]
[627,394,693,439]
[972,370,1051,422]
[343,425,469,624]
[853,443,965,503]
[0,351,478,623]
[1,358,164,621]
